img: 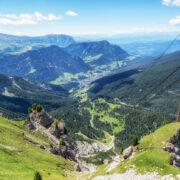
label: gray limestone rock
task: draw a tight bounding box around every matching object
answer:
[123,146,133,159]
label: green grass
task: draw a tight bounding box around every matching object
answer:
[130,149,180,176]
[0,116,74,180]
[84,54,103,62]
[76,131,112,146]
[110,122,180,177]
[85,98,124,134]
[138,122,180,148]
[89,122,180,179]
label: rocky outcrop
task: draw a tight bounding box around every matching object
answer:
[76,141,108,156]
[29,109,54,128]
[25,105,76,162]
[49,120,66,138]
[123,146,133,159]
[164,129,180,168]
[25,121,35,130]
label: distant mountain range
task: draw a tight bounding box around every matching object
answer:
[0,33,75,47]
[65,40,129,66]
[0,38,130,82]
[0,33,75,55]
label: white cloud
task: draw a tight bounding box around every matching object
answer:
[47,14,62,20]
[65,11,78,16]
[162,0,180,6]
[163,0,172,6]
[0,12,62,25]
[34,12,62,21]
[169,15,180,25]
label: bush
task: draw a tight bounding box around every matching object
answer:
[62,127,67,134]
[54,119,63,129]
[118,147,124,155]
[59,140,66,147]
[50,143,53,148]
[34,171,42,180]
[168,154,174,165]
[163,119,171,126]
[28,108,32,113]
[36,104,43,112]
[131,136,139,146]
[54,119,59,129]
[32,104,37,111]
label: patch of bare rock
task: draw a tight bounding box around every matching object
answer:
[164,128,180,169]
[25,104,76,161]
[93,169,180,180]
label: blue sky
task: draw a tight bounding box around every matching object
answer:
[0,0,180,36]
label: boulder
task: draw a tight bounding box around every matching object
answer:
[40,144,45,150]
[123,146,133,159]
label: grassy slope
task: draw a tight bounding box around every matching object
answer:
[112,122,180,176]
[89,122,180,179]
[0,116,74,180]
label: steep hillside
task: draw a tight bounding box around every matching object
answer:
[0,115,74,180]
[0,45,90,82]
[89,50,180,114]
[77,50,180,151]
[0,73,70,119]
[65,40,129,66]
[89,122,180,179]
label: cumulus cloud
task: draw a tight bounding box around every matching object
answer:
[65,11,78,16]
[162,0,180,6]
[34,12,62,21]
[169,15,180,25]
[0,12,62,25]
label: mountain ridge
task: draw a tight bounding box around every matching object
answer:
[0,33,75,47]
[0,45,91,82]
[65,40,129,66]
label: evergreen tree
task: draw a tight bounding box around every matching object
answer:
[131,136,138,146]
[34,171,42,180]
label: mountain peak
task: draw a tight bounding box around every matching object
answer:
[65,40,129,65]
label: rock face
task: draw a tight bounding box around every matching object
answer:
[50,121,66,138]
[164,128,180,168]
[29,109,54,128]
[123,146,133,159]
[76,141,107,156]
[25,106,76,161]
